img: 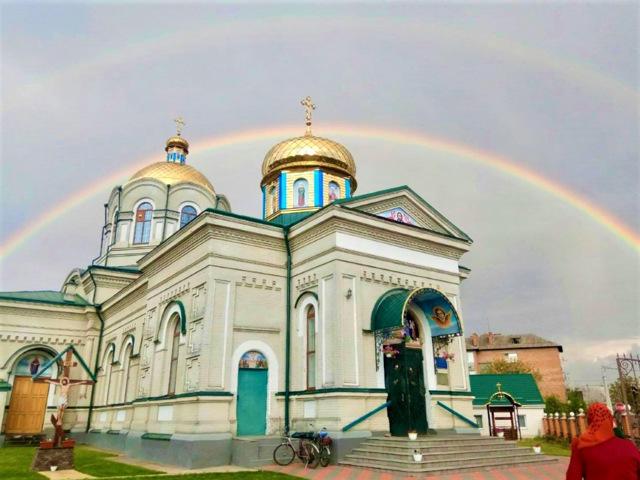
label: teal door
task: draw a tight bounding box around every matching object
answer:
[237,368,268,436]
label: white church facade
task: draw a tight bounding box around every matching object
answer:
[0,105,479,467]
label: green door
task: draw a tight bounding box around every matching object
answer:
[384,344,428,436]
[237,368,268,436]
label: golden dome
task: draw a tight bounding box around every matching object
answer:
[261,134,356,186]
[126,162,215,194]
[165,136,189,154]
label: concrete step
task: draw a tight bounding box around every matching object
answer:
[3,434,46,446]
[340,455,556,476]
[358,441,518,454]
[348,447,533,462]
[365,436,509,447]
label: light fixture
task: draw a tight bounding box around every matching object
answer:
[346,288,353,299]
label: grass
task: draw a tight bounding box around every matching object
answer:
[74,447,160,477]
[517,437,571,456]
[0,445,299,480]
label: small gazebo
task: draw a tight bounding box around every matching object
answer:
[485,383,522,440]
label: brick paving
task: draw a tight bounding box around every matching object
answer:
[265,457,570,480]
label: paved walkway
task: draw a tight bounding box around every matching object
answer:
[266,457,570,479]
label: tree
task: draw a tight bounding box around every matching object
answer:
[480,359,543,383]
[609,375,640,415]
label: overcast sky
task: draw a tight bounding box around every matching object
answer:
[1,1,638,387]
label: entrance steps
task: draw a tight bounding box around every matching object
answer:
[3,433,46,446]
[340,435,557,476]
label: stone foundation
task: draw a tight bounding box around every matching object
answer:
[30,446,74,471]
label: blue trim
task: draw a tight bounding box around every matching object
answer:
[345,179,351,198]
[166,154,170,162]
[314,170,323,207]
[436,401,480,428]
[279,173,287,210]
[262,185,266,219]
[342,401,391,432]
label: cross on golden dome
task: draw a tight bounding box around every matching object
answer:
[300,96,316,136]
[174,116,186,137]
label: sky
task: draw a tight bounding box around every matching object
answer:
[1,1,638,388]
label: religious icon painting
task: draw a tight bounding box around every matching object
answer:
[269,186,277,214]
[378,207,417,226]
[239,351,268,369]
[16,354,53,377]
[328,181,340,202]
[293,179,309,207]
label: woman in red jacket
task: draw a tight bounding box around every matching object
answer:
[566,402,640,479]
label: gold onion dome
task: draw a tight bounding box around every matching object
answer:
[261,96,357,190]
[127,162,215,194]
[165,136,189,154]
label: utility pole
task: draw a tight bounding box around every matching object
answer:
[601,365,614,411]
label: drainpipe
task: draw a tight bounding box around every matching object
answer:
[95,204,108,263]
[283,226,292,431]
[161,184,171,242]
[104,186,121,267]
[86,268,105,433]
[214,194,220,210]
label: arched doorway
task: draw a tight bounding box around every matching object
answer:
[6,350,56,434]
[372,288,462,436]
[236,351,268,436]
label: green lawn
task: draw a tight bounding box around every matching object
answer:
[517,437,571,456]
[0,446,299,480]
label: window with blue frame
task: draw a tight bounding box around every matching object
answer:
[180,205,197,228]
[133,202,153,244]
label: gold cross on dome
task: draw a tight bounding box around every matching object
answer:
[300,96,316,135]
[174,116,186,137]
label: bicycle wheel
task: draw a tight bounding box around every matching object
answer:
[301,441,320,468]
[320,446,330,467]
[273,443,295,466]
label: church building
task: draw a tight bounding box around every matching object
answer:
[0,100,478,467]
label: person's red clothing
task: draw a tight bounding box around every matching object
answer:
[566,436,640,480]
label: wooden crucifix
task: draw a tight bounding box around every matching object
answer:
[35,349,94,446]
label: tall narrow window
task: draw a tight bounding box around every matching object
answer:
[168,320,180,395]
[306,306,316,390]
[133,202,153,244]
[180,205,197,228]
[104,349,114,405]
[122,344,132,403]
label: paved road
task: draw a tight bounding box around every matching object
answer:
[266,457,570,479]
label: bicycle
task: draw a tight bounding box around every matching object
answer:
[273,428,320,468]
[315,428,331,467]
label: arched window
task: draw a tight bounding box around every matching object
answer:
[122,343,133,403]
[180,205,197,228]
[328,182,340,202]
[103,348,114,405]
[133,202,153,244]
[293,179,309,208]
[168,320,180,395]
[306,306,316,390]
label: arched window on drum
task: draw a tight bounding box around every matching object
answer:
[180,205,197,228]
[133,202,153,244]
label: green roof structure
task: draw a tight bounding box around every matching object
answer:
[0,290,91,307]
[469,374,544,406]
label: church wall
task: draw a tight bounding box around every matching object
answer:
[0,303,98,435]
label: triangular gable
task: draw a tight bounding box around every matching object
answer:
[334,186,472,242]
[32,344,97,382]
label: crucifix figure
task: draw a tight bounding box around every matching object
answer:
[300,96,316,136]
[174,116,186,137]
[36,350,94,446]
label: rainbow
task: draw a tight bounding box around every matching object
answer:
[1,123,638,260]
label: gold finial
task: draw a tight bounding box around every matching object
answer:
[174,116,186,137]
[300,96,316,136]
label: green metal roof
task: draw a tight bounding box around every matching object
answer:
[0,381,11,392]
[469,374,544,406]
[371,288,411,331]
[268,211,316,226]
[0,291,91,307]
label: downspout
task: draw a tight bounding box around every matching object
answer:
[86,268,105,432]
[283,226,292,431]
[214,194,220,209]
[95,204,108,264]
[161,184,171,242]
[104,186,121,267]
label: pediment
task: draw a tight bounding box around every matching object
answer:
[336,186,471,242]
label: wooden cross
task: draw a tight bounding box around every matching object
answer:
[300,96,316,135]
[174,116,186,137]
[35,350,94,446]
